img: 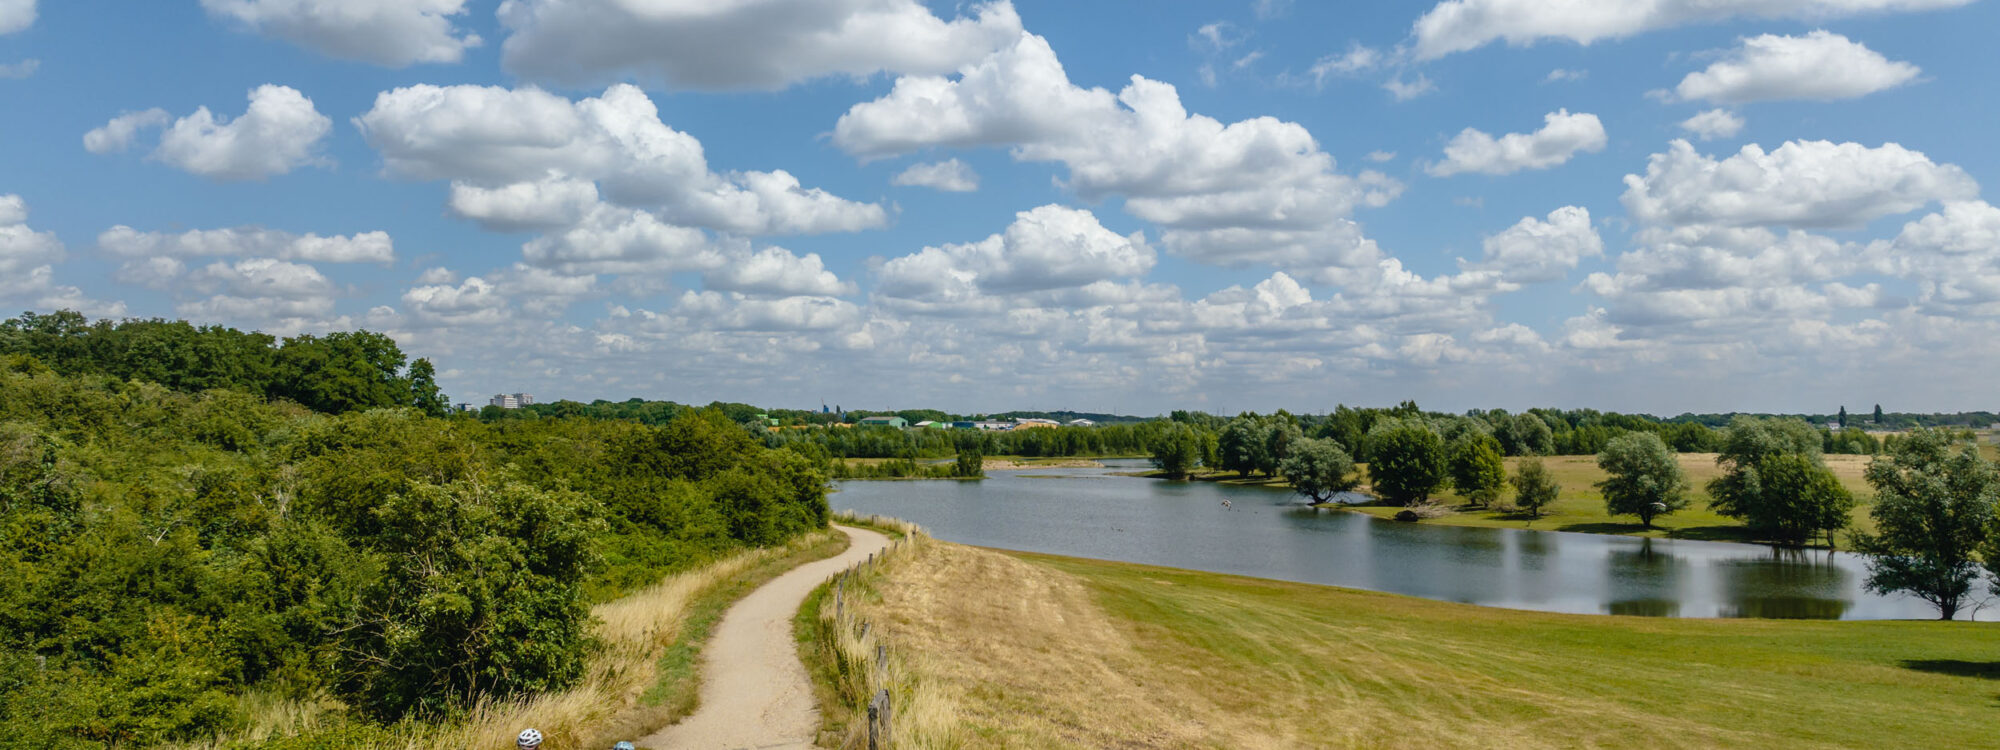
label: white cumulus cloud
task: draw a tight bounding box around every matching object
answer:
[877,205,1154,302]
[1674,31,1920,103]
[1622,139,1978,229]
[88,85,332,180]
[497,0,1023,90]
[1679,109,1745,141]
[0,0,33,35]
[98,225,394,263]
[891,159,980,192]
[356,83,887,236]
[1465,206,1602,285]
[1427,109,1606,177]
[1412,0,1970,59]
[201,0,480,67]
[706,245,856,297]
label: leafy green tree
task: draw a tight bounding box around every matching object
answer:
[1149,423,1202,480]
[954,446,984,478]
[337,479,603,719]
[1595,432,1687,528]
[1873,404,1884,424]
[1279,437,1358,503]
[1495,412,1554,456]
[1854,429,1997,620]
[273,331,410,414]
[1837,406,1848,429]
[1366,418,1448,506]
[1260,418,1304,477]
[1217,417,1265,477]
[1510,458,1559,517]
[1449,434,1506,507]
[1707,417,1852,545]
[405,358,449,417]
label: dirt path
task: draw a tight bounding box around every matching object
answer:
[639,524,891,750]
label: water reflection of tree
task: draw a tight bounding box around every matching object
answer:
[1601,538,1687,617]
[1607,598,1681,617]
[1715,548,1853,620]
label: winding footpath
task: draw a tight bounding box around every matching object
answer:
[641,525,892,750]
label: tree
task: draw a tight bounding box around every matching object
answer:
[954,446,984,478]
[1449,434,1506,507]
[1873,404,1884,424]
[1149,423,1202,479]
[1279,438,1358,503]
[1752,454,1857,548]
[1217,417,1265,477]
[1495,412,1554,457]
[1837,406,1848,429]
[337,479,602,719]
[406,358,450,417]
[1853,429,1997,620]
[1260,418,1304,477]
[1706,417,1852,546]
[1595,432,1687,528]
[1366,418,1448,506]
[1510,458,1559,517]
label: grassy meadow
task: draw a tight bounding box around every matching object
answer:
[830,538,2000,749]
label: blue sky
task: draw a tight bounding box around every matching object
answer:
[2,0,1997,416]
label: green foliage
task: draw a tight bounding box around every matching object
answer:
[1493,412,1554,457]
[0,319,834,745]
[1149,423,1203,479]
[1509,458,1559,517]
[1706,418,1853,546]
[954,446,984,478]
[1279,438,1357,503]
[1595,432,1688,528]
[1448,434,1506,507]
[1366,418,1448,506]
[338,480,602,719]
[1218,417,1264,477]
[1854,429,1998,620]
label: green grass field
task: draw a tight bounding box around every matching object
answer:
[840,538,2000,749]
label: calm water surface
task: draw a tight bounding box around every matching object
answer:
[834,460,1939,620]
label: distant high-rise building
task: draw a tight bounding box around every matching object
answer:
[489,393,536,409]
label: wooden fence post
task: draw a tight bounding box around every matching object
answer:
[868,688,892,749]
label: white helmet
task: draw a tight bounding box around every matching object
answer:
[517,728,543,748]
[614,744,637,750]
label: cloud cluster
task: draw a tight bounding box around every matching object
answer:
[201,0,480,67]
[1674,31,1920,104]
[1412,0,1971,59]
[497,0,1023,90]
[835,32,1402,282]
[1678,109,1745,141]
[1621,139,1978,229]
[98,225,395,264]
[1427,109,1606,177]
[357,83,887,236]
[85,85,332,181]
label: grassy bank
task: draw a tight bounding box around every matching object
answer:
[837,538,1997,749]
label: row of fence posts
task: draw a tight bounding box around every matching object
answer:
[832,533,906,749]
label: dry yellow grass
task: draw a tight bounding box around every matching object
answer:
[840,539,2000,749]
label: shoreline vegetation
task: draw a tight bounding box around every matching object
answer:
[811,533,2000,749]
[1137,453,1882,547]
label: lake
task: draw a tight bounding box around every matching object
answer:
[833,460,1942,620]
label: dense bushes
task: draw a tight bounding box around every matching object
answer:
[0,324,830,747]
